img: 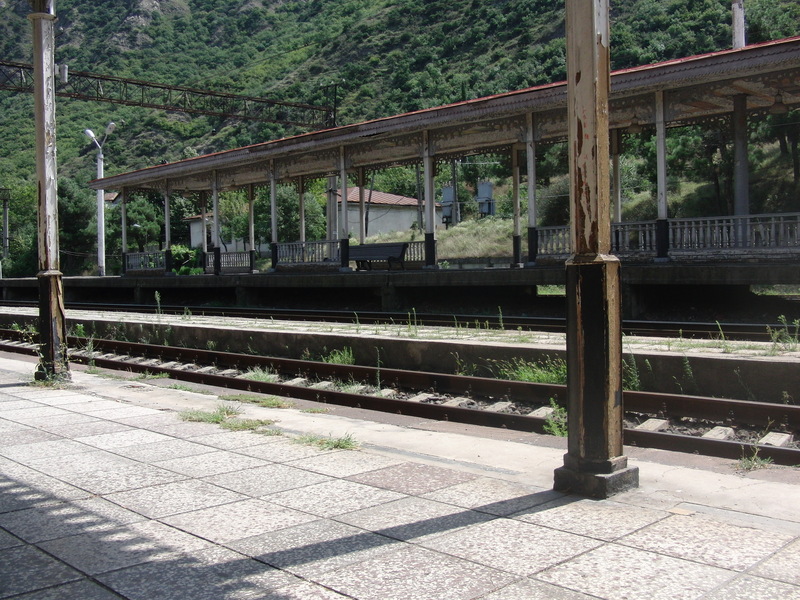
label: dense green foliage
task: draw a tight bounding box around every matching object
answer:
[0,0,797,275]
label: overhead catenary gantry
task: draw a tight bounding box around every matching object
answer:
[0,60,335,129]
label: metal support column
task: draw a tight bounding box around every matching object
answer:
[655,91,669,260]
[247,183,255,270]
[298,176,306,243]
[511,145,522,266]
[526,113,539,266]
[269,164,278,244]
[120,188,128,263]
[212,172,220,249]
[358,168,366,244]
[30,0,69,381]
[554,0,638,498]
[339,148,351,270]
[163,185,171,249]
[423,131,437,267]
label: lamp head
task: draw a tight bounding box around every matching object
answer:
[105,122,116,135]
[83,128,96,141]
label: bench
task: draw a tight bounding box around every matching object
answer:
[348,242,409,270]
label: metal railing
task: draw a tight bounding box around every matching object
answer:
[669,213,800,251]
[276,240,340,264]
[124,251,166,273]
[612,220,658,255]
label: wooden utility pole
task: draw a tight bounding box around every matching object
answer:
[553,0,638,497]
[30,0,70,381]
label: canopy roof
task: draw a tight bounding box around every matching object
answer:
[91,37,800,194]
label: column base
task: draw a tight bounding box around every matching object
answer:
[554,457,639,499]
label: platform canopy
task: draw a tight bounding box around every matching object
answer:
[91,37,800,195]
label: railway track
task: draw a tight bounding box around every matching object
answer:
[1,330,797,466]
[0,300,785,342]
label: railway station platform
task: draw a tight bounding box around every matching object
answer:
[1,354,798,599]
[2,258,800,319]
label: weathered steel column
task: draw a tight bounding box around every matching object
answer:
[269,163,278,244]
[339,147,351,270]
[511,145,523,266]
[525,113,539,266]
[298,176,306,243]
[162,184,171,249]
[212,171,220,248]
[358,168,366,244]
[247,183,255,253]
[423,131,437,267]
[30,0,69,381]
[199,191,208,254]
[120,188,128,254]
[554,0,638,497]
[654,91,669,260]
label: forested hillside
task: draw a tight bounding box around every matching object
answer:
[0,0,797,275]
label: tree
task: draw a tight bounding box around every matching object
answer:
[125,195,163,252]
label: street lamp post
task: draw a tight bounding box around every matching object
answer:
[84,122,115,276]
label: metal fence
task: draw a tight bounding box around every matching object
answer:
[124,251,166,273]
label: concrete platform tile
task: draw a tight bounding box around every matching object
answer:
[619,513,795,571]
[60,399,134,414]
[26,448,136,476]
[75,429,173,450]
[479,579,598,599]
[345,461,478,495]
[126,417,222,438]
[34,419,130,438]
[0,465,90,514]
[0,406,71,423]
[109,438,216,463]
[236,439,338,463]
[337,496,493,542]
[154,450,271,478]
[0,545,81,598]
[0,400,41,411]
[0,496,146,543]
[162,498,318,543]
[312,544,516,600]
[0,439,93,463]
[421,518,601,576]
[189,430,283,450]
[12,412,99,429]
[286,450,403,478]
[38,519,214,575]
[0,417,30,431]
[536,543,737,600]
[266,479,405,518]
[702,574,800,599]
[204,463,331,497]
[83,405,165,420]
[105,479,247,518]
[0,428,61,448]
[751,538,800,586]
[55,462,187,495]
[11,579,127,599]
[262,580,351,599]
[421,476,563,516]
[512,496,669,541]
[228,519,400,578]
[0,528,23,550]
[98,546,296,600]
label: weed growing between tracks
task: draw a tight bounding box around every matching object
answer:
[543,398,568,437]
[737,445,774,471]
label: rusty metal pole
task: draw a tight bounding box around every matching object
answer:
[30,0,69,381]
[553,0,638,497]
